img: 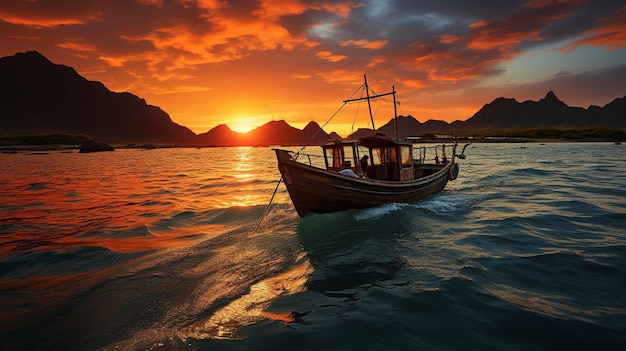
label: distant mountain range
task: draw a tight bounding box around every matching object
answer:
[376,91,626,138]
[1,51,624,146]
[196,120,340,146]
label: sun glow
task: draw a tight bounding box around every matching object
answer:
[228,117,259,133]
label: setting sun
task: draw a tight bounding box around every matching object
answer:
[228,117,258,134]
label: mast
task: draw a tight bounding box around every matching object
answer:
[342,74,396,133]
[364,74,375,131]
[393,85,398,140]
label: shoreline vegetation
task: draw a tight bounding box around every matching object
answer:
[1,128,625,151]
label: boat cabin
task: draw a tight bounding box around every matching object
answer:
[322,139,359,172]
[322,134,415,181]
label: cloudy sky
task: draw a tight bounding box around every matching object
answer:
[1,0,625,135]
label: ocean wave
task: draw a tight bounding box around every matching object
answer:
[412,193,478,214]
[1,245,130,280]
[3,144,626,350]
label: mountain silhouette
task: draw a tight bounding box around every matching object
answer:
[2,51,625,145]
[376,91,625,137]
[0,51,336,146]
[0,51,197,144]
[196,124,243,146]
[463,90,625,131]
[196,120,336,146]
[376,116,454,138]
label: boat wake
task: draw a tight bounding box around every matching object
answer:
[353,193,476,221]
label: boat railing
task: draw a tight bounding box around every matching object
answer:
[414,144,455,164]
[291,144,456,167]
[292,150,326,167]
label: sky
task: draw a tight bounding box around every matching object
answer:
[1,0,626,136]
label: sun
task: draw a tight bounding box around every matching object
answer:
[228,117,258,134]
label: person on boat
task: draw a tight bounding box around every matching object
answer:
[360,155,369,175]
[339,160,361,178]
[339,168,360,178]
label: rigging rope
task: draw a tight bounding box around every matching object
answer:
[344,83,399,130]
[295,82,364,156]
[346,84,386,131]
[256,83,366,231]
[351,86,366,135]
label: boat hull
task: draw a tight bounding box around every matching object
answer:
[275,149,455,217]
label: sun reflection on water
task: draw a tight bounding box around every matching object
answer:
[182,258,313,340]
[208,146,277,208]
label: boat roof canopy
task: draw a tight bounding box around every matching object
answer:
[359,134,412,148]
[322,138,359,148]
[323,133,412,149]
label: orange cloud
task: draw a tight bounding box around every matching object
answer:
[290,74,311,79]
[99,55,129,68]
[366,56,388,68]
[0,1,101,28]
[317,70,365,85]
[415,53,485,82]
[342,39,388,49]
[467,0,579,51]
[426,66,483,82]
[438,34,459,44]
[254,0,308,18]
[125,2,318,69]
[469,20,488,29]
[407,43,503,84]
[32,0,347,79]
[317,2,363,17]
[468,28,543,51]
[398,79,427,89]
[561,5,626,51]
[57,42,98,53]
[316,50,348,62]
[252,0,361,20]
[194,0,223,10]
[0,15,85,27]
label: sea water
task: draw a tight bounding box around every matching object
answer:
[1,143,625,350]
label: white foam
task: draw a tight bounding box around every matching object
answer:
[354,203,408,221]
[353,194,475,220]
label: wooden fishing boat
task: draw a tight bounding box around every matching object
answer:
[273,75,467,217]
